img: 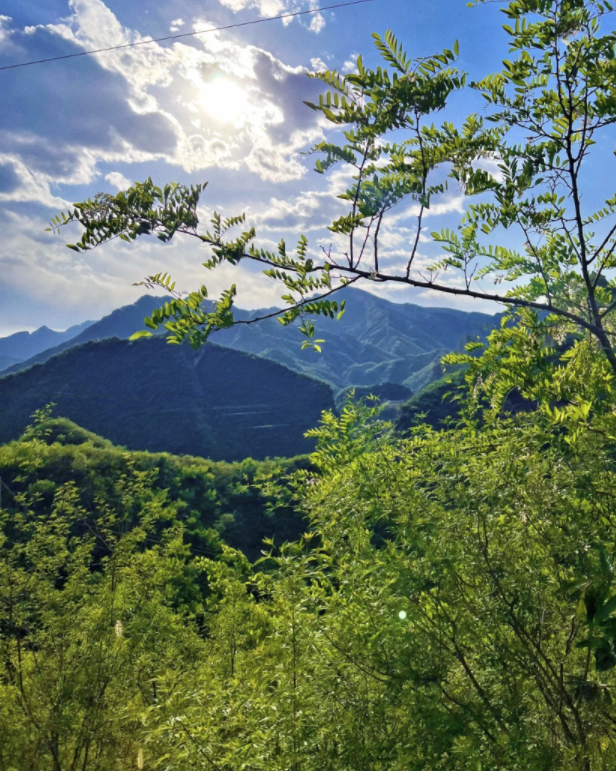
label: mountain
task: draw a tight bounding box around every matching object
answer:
[0,296,163,376]
[215,289,498,392]
[4,290,499,394]
[0,355,20,372]
[0,320,94,372]
[0,336,334,462]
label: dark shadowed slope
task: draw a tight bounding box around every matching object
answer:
[0,337,334,461]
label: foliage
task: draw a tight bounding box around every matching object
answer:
[13,3,616,769]
[143,400,616,771]
[397,369,466,430]
[4,393,616,769]
[0,441,205,771]
[444,307,616,441]
[0,415,310,561]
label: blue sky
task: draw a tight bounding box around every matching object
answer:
[0,0,520,334]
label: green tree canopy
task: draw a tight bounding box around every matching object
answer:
[141,400,616,771]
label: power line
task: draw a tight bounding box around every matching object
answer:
[0,0,375,73]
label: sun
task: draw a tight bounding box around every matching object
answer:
[199,78,248,125]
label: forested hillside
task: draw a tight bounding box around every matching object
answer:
[0,337,334,461]
[0,415,308,560]
[5,387,616,771]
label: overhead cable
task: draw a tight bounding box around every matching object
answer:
[0,0,375,72]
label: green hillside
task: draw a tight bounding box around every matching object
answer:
[0,337,334,462]
[0,416,309,561]
[335,381,412,409]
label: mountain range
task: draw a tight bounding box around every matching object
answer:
[0,297,161,376]
[1,289,498,393]
[0,319,94,372]
[213,289,497,393]
[0,290,501,459]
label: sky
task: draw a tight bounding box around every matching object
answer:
[0,0,519,334]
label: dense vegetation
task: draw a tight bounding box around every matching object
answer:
[397,369,465,430]
[5,367,616,770]
[6,0,616,768]
[0,414,310,559]
[139,401,616,771]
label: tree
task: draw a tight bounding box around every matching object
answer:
[51,0,616,370]
[142,401,616,771]
[0,436,205,771]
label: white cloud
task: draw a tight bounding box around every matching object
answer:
[0,155,68,208]
[66,1,326,179]
[216,0,326,30]
[310,56,327,71]
[473,157,505,183]
[218,0,286,15]
[0,0,331,197]
[390,194,466,224]
[105,171,132,190]
[0,202,294,334]
[170,18,185,32]
[0,15,12,44]
[0,0,495,331]
[341,53,358,73]
[309,13,325,33]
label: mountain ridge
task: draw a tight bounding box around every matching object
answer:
[0,319,94,369]
[0,296,163,375]
[2,289,499,393]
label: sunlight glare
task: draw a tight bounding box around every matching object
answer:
[200,78,248,125]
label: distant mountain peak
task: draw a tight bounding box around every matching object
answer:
[0,318,95,370]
